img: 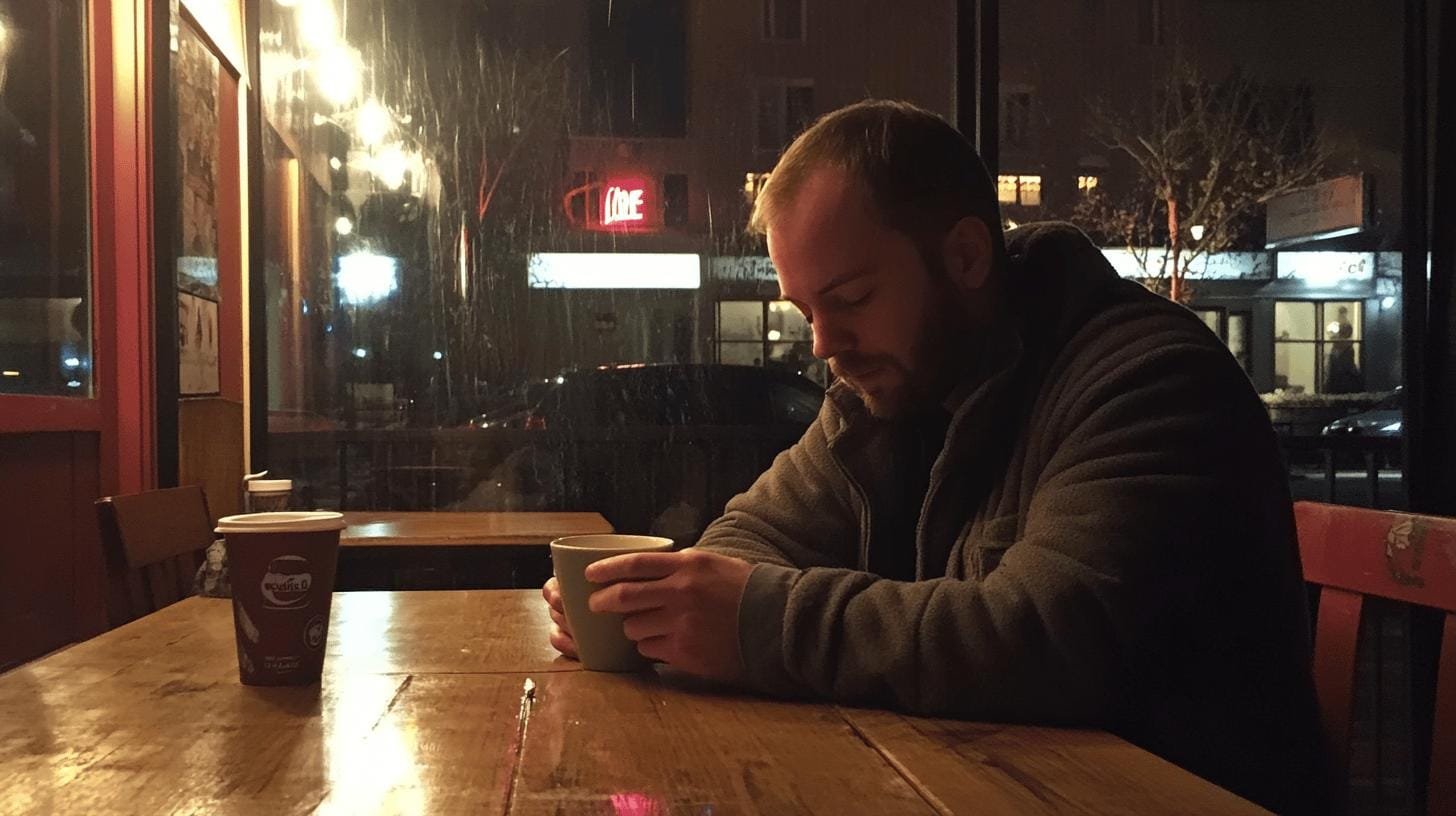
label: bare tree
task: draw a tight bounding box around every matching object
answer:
[1074,62,1328,302]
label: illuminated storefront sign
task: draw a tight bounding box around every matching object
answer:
[565,175,662,233]
[602,184,646,225]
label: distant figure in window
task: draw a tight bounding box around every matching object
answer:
[1325,317,1364,394]
[542,100,1330,815]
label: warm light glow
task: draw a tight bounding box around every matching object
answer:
[295,0,338,50]
[337,251,399,305]
[355,99,393,147]
[0,19,9,49]
[1077,174,1101,195]
[367,144,418,191]
[329,156,343,170]
[334,216,354,235]
[1326,321,1343,336]
[1,370,20,377]
[457,222,470,298]
[767,329,782,341]
[312,45,362,107]
[602,185,646,225]
[1190,224,1206,241]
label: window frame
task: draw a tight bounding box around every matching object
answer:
[1272,300,1365,394]
[761,0,808,43]
[754,79,816,153]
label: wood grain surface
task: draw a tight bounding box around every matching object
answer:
[0,591,1268,815]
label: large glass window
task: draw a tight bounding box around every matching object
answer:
[0,0,91,396]
[1274,300,1364,394]
[259,0,951,529]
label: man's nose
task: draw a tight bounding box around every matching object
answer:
[811,319,852,360]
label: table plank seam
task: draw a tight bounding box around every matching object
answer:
[835,709,955,816]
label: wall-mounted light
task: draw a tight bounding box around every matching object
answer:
[295,0,338,51]
[334,216,354,236]
[337,251,399,305]
[329,156,343,170]
[1,370,20,377]
[355,99,393,147]
[352,347,368,359]
[312,44,361,108]
[432,351,444,361]
[63,356,82,369]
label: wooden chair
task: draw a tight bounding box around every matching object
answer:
[96,485,216,627]
[1295,501,1456,816]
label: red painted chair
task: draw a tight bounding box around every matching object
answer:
[1295,501,1456,816]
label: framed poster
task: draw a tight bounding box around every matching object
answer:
[178,292,220,395]
[175,16,222,396]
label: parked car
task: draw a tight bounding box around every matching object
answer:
[453,364,825,542]
[1321,388,1403,437]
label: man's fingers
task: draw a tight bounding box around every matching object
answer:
[589,577,669,614]
[621,608,677,643]
[634,635,671,663]
[543,577,564,608]
[549,624,578,659]
[549,606,571,633]
[585,552,686,584]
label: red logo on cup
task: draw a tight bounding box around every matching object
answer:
[261,555,313,609]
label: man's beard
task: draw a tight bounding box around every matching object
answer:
[831,277,970,419]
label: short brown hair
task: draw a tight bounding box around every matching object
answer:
[749,100,1005,262]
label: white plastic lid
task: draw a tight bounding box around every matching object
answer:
[246,479,293,493]
[216,511,344,534]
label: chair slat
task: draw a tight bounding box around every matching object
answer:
[1312,586,1363,786]
[1428,613,1456,816]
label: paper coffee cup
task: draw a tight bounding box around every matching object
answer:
[216,512,345,686]
[550,534,674,672]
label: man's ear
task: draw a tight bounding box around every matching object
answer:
[940,216,995,294]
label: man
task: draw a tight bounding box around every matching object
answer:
[542,100,1328,813]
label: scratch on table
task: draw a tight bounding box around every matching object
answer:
[500,677,538,815]
[839,710,954,816]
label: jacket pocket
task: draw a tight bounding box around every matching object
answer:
[966,514,1018,579]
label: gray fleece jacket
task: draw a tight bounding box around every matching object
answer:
[695,223,1329,815]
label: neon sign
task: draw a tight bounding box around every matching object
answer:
[602,184,650,227]
[602,185,646,225]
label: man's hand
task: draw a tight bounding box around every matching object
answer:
[586,549,753,681]
[541,576,578,659]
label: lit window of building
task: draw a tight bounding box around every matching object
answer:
[997,174,1043,207]
[1078,174,1101,195]
[744,172,772,205]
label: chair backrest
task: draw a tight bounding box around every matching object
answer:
[96,485,216,627]
[1294,501,1456,816]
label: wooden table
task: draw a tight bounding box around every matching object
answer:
[337,511,613,591]
[0,591,1267,815]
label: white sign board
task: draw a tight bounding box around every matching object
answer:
[1265,175,1367,248]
